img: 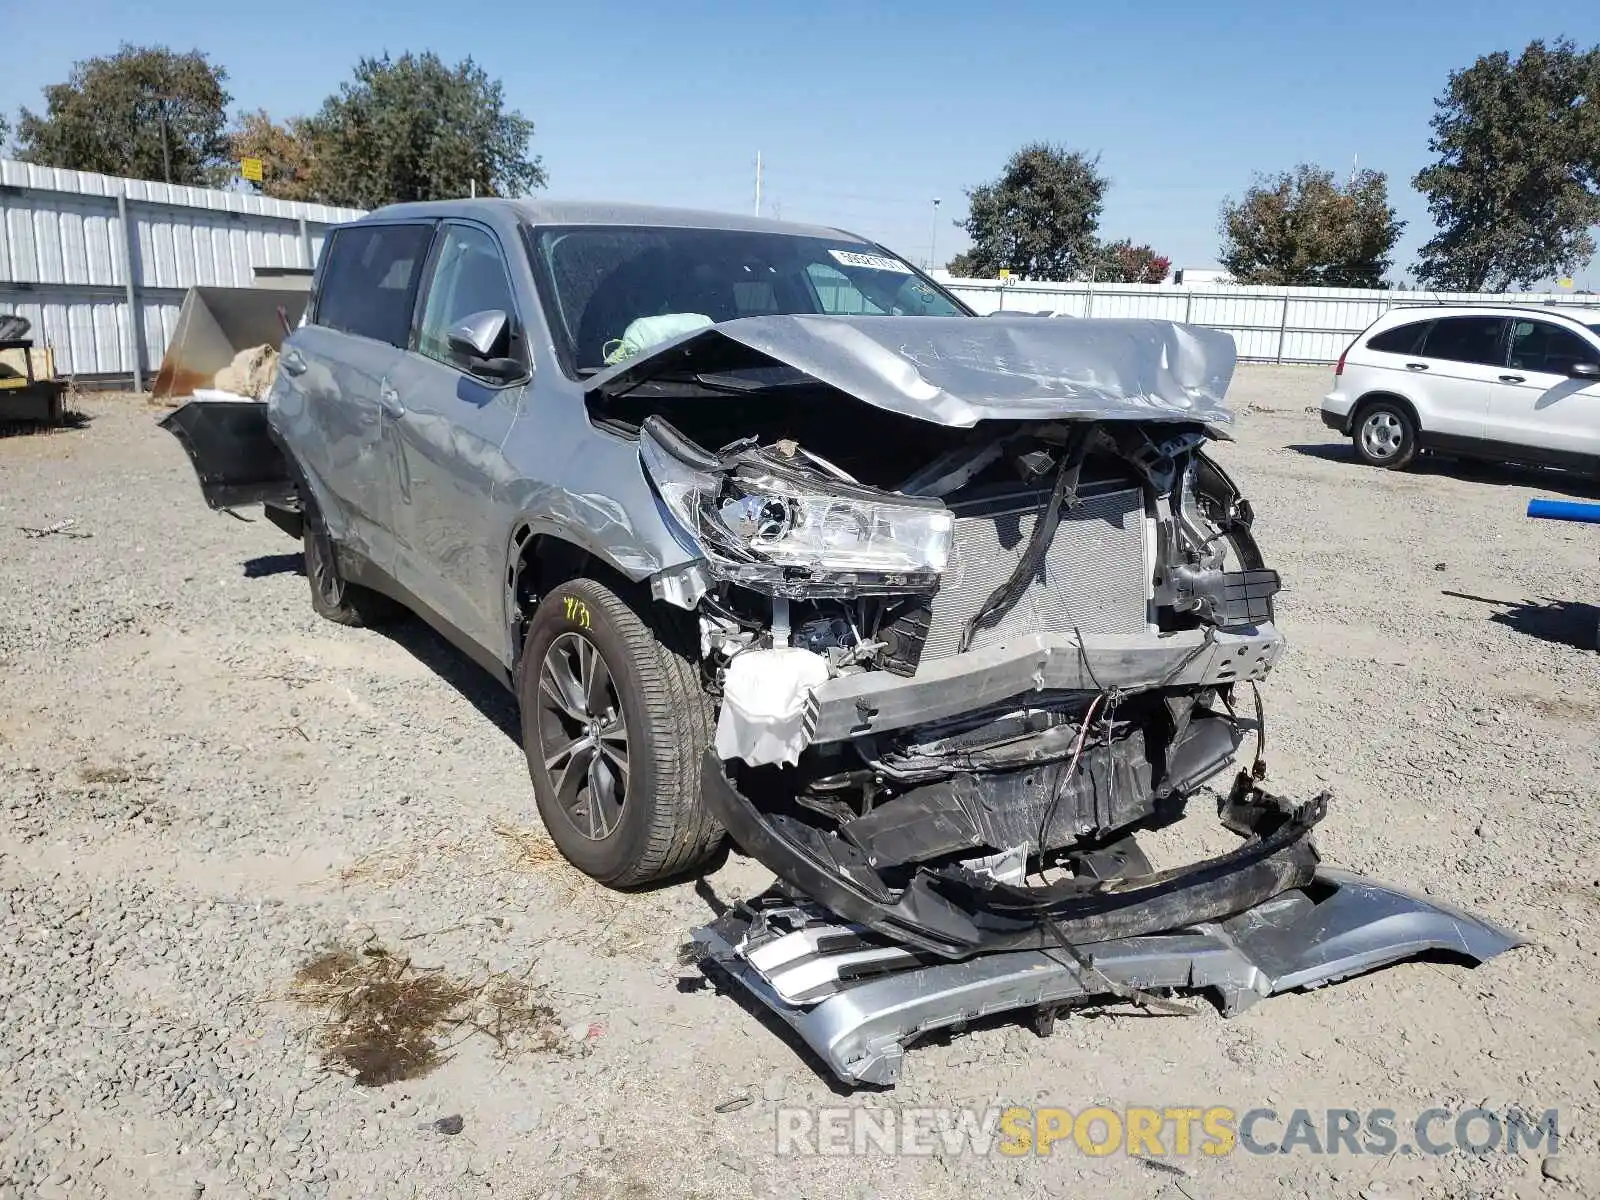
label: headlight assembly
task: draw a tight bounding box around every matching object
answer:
[640,418,952,596]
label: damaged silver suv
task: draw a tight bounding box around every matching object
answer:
[166,200,1517,1085]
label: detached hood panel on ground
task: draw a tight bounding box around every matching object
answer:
[585,315,1238,429]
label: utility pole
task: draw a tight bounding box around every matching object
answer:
[754,152,763,218]
[929,197,941,270]
[157,97,172,185]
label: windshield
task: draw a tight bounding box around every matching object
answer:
[528,224,969,375]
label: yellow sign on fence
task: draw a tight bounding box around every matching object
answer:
[240,157,264,183]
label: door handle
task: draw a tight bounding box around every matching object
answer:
[1498,374,1525,383]
[1405,362,1429,371]
[280,348,308,376]
[378,381,405,417]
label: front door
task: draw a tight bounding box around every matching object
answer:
[388,220,529,651]
[1492,318,1600,459]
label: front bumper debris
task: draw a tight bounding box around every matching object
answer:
[689,870,1522,1087]
[699,747,1324,959]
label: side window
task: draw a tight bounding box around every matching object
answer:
[1507,320,1597,375]
[314,224,434,347]
[1367,321,1431,355]
[416,224,518,363]
[1420,316,1507,366]
[805,263,887,315]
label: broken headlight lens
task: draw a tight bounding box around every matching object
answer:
[641,422,952,593]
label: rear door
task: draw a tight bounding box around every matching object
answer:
[284,221,436,573]
[1412,315,1508,440]
[387,219,530,649]
[1492,318,1600,458]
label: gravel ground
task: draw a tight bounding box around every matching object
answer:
[1,367,1597,1200]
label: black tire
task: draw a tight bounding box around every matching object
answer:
[302,495,403,627]
[516,576,721,887]
[1352,401,1419,470]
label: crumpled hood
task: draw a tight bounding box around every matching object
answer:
[584,314,1237,429]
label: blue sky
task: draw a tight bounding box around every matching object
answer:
[6,0,1598,281]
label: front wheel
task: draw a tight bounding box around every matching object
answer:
[516,577,721,887]
[1353,402,1419,470]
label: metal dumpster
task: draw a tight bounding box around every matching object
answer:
[151,276,311,404]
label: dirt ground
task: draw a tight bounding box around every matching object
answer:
[1,366,1597,1200]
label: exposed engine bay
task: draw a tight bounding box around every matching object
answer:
[624,390,1291,956]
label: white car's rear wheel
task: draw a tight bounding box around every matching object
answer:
[1354,402,1418,470]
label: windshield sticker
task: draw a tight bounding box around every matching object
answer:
[829,249,913,274]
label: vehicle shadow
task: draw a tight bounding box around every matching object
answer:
[377,616,523,744]
[240,548,524,742]
[243,552,304,578]
[1442,590,1600,651]
[0,410,92,439]
[1289,442,1600,499]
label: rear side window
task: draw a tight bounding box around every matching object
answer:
[1420,316,1507,366]
[1507,320,1597,374]
[1366,320,1431,354]
[314,223,435,347]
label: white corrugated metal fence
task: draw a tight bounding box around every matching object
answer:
[0,159,365,382]
[943,278,1599,364]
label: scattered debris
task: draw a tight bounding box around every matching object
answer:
[713,1093,753,1114]
[432,1114,465,1136]
[1136,1156,1189,1177]
[78,764,135,785]
[492,820,565,868]
[287,938,562,1087]
[19,518,91,539]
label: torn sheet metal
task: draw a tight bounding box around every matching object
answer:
[690,869,1523,1087]
[587,315,1237,429]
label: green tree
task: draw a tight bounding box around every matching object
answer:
[958,144,1108,281]
[1218,164,1403,286]
[1414,39,1600,292]
[1093,239,1171,283]
[945,251,986,278]
[0,113,10,153]
[228,110,319,202]
[15,45,231,184]
[300,52,544,208]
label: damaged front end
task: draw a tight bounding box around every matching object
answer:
[591,315,1518,1084]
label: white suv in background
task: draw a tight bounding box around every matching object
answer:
[1321,305,1600,473]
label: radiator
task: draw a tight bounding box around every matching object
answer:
[922,485,1151,660]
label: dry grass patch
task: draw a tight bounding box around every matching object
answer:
[288,938,561,1087]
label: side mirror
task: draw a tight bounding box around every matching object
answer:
[1569,362,1600,380]
[445,310,528,384]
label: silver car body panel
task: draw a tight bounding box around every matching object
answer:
[691,869,1523,1087]
[585,314,1238,430]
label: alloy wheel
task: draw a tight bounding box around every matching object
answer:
[1361,411,1403,461]
[534,632,630,841]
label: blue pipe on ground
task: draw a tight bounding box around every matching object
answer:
[1527,498,1600,524]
